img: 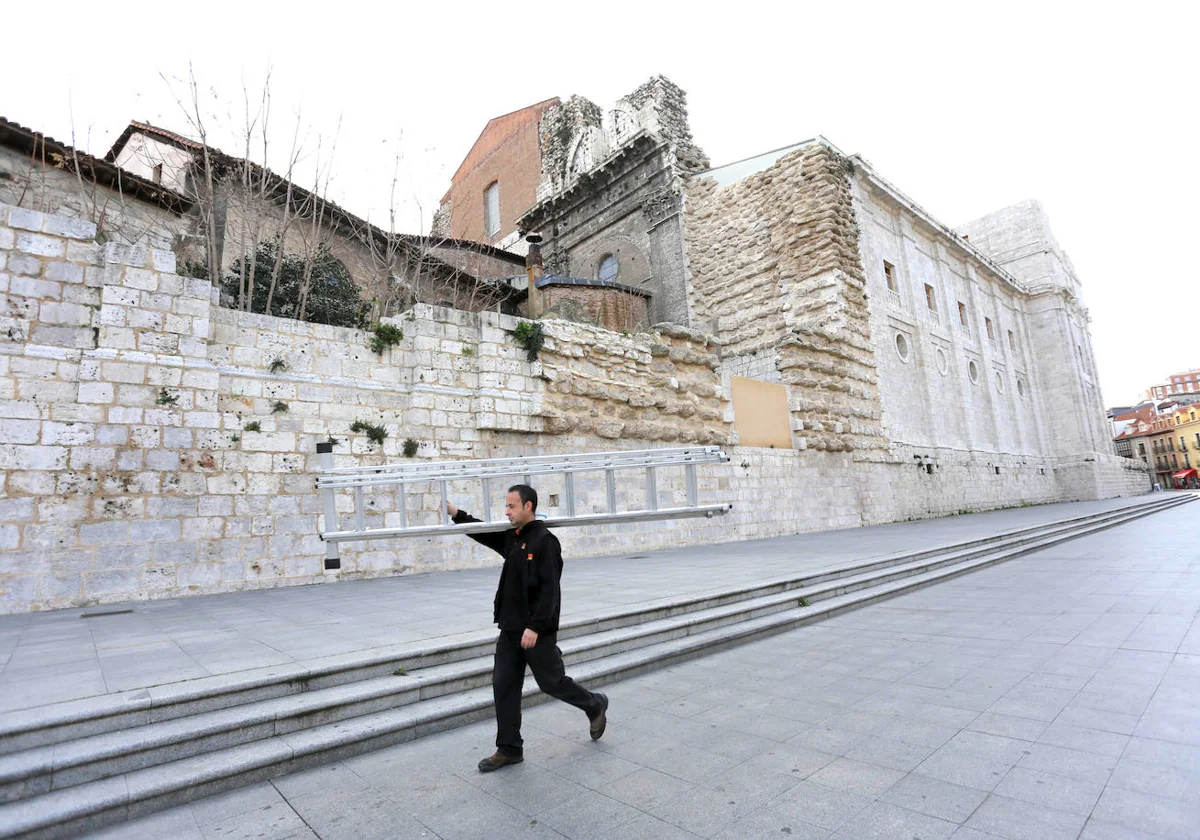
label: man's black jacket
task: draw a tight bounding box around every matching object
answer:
[452,510,563,634]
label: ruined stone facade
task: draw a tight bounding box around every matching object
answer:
[519,76,1144,514]
[518,77,704,326]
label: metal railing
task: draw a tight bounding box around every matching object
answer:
[314,445,732,568]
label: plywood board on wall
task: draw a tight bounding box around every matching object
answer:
[731,376,793,449]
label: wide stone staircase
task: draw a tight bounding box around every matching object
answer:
[0,493,1193,838]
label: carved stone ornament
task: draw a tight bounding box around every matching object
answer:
[641,187,680,225]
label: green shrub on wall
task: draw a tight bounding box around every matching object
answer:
[221,238,370,329]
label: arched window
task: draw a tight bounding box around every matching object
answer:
[598,254,618,282]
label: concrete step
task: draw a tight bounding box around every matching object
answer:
[0,499,1190,840]
[0,493,1181,761]
[8,497,1153,799]
[0,493,1190,839]
[4,494,1190,835]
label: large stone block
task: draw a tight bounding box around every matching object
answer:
[7,206,46,232]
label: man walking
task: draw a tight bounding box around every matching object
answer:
[447,485,608,772]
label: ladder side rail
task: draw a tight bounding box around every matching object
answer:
[322,503,734,543]
[316,446,721,475]
[316,443,342,569]
[316,450,728,489]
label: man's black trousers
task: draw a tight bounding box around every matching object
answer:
[493,629,603,757]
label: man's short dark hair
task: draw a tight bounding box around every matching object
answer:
[508,484,537,512]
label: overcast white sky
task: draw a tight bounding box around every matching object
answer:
[5,1,1195,405]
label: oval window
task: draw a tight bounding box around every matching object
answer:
[968,360,980,384]
[598,254,618,282]
[1017,378,1026,398]
[895,332,910,362]
[935,347,948,375]
[994,371,1005,392]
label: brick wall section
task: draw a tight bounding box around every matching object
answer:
[539,286,649,333]
[442,100,558,245]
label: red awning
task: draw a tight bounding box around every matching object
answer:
[1172,469,1197,479]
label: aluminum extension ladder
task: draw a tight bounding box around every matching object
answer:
[314,445,732,569]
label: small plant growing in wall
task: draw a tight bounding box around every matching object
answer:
[156,388,179,406]
[369,322,404,355]
[231,434,241,443]
[268,357,288,374]
[403,438,419,458]
[350,419,388,447]
[513,320,545,362]
[326,434,342,447]
[271,400,289,414]
[461,346,475,357]
[243,420,262,433]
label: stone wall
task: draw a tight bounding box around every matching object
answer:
[0,201,731,612]
[0,202,1148,614]
[686,144,887,455]
[538,322,727,444]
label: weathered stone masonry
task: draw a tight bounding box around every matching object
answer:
[0,154,1150,613]
[0,201,735,612]
[686,145,886,456]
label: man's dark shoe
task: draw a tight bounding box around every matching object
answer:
[477,752,523,773]
[589,693,609,741]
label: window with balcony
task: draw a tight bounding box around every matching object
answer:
[1181,436,1188,451]
[958,301,969,331]
[985,317,995,342]
[1172,454,1179,467]
[883,261,896,292]
[1138,443,1146,456]
[924,284,938,316]
[1007,329,1017,353]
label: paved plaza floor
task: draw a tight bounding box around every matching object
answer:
[0,495,1176,712]
[75,496,1200,839]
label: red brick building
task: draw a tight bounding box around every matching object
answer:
[433,98,559,250]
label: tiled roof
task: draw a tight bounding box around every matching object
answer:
[0,116,194,212]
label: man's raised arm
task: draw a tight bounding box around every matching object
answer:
[447,501,507,555]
